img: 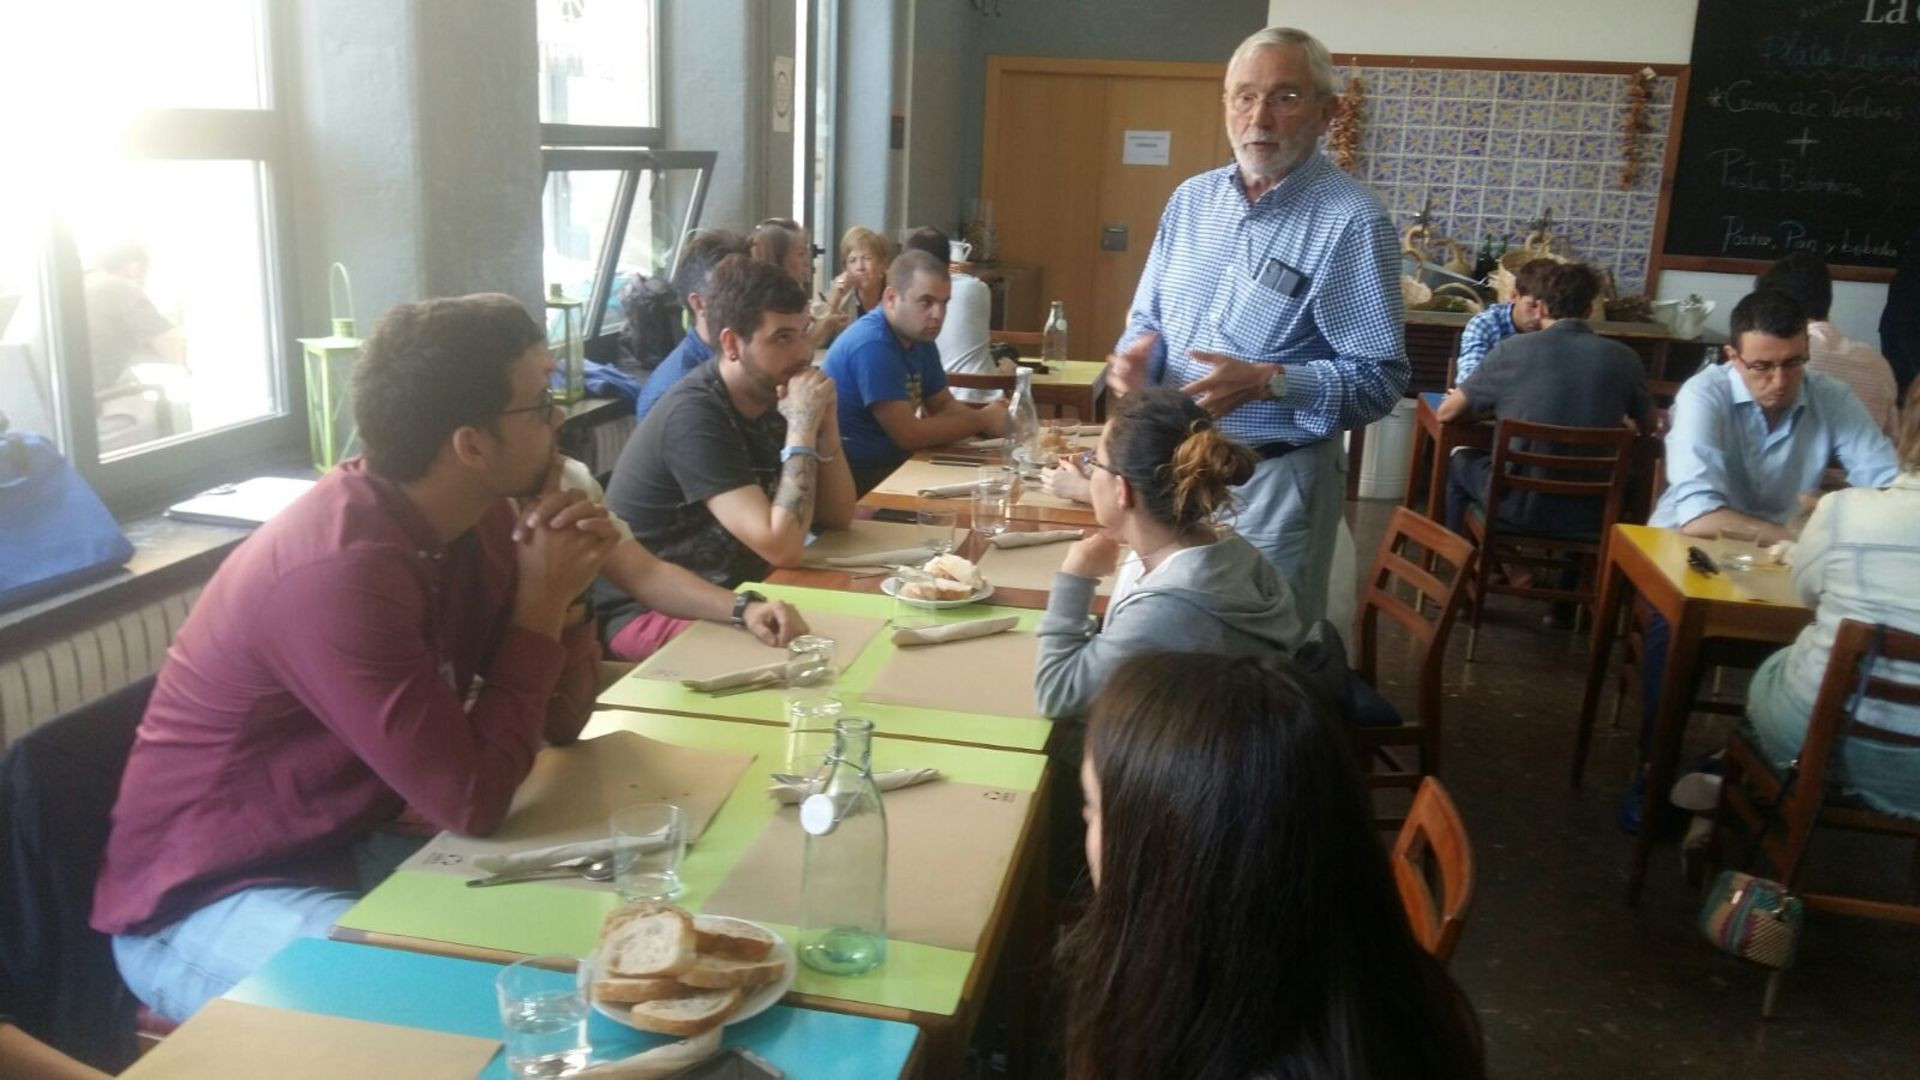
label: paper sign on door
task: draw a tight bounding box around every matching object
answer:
[1121,130,1171,166]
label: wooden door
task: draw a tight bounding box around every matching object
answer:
[983,57,1228,355]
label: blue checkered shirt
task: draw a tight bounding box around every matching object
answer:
[1453,302,1516,384]
[1118,153,1409,446]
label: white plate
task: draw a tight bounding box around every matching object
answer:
[590,915,795,1033]
[879,576,996,608]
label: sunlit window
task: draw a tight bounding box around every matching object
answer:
[538,0,656,128]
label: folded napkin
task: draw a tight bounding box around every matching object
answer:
[988,529,1083,549]
[769,767,943,804]
[820,546,935,568]
[918,481,982,498]
[891,615,1019,647]
[578,1031,723,1078]
[682,660,788,693]
[470,839,613,876]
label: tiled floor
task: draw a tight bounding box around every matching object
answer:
[1345,498,1920,1078]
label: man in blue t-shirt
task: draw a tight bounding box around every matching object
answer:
[822,249,1009,492]
[632,229,751,423]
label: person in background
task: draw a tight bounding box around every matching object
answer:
[1651,288,1897,544]
[821,249,1010,493]
[1439,261,1653,537]
[1063,651,1485,1080]
[811,225,891,348]
[1878,224,1919,403]
[1744,391,1920,818]
[602,256,856,656]
[93,294,618,1021]
[81,240,184,392]
[1108,26,1408,626]
[631,229,752,424]
[750,217,814,290]
[1034,388,1300,721]
[901,225,999,403]
[1452,256,1555,384]
[1757,251,1898,437]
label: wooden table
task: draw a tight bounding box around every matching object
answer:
[230,938,923,1079]
[776,518,1086,612]
[1574,525,1811,901]
[1025,359,1109,421]
[857,455,1100,530]
[1401,391,1493,521]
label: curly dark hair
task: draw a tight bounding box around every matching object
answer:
[701,255,810,345]
[1530,261,1602,319]
[351,292,544,483]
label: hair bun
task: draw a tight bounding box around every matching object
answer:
[1169,426,1257,527]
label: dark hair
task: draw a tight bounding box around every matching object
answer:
[1106,388,1255,531]
[901,226,952,262]
[1530,261,1601,319]
[1755,251,1833,320]
[750,218,806,271]
[1062,652,1486,1080]
[1510,256,1557,299]
[702,254,810,345]
[885,248,948,293]
[670,229,751,306]
[352,293,544,483]
[1730,288,1809,345]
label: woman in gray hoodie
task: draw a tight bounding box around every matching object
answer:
[1034,389,1302,720]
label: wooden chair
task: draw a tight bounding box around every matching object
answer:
[988,329,1043,351]
[1356,506,1479,825]
[1713,619,1920,1012]
[1463,419,1637,660]
[945,371,1016,397]
[1392,777,1476,966]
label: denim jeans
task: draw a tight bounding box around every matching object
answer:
[1230,437,1343,626]
[111,831,423,1022]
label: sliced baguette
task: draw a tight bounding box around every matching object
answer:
[592,976,691,1005]
[627,985,744,1037]
[692,915,777,961]
[603,903,697,978]
[677,953,787,990]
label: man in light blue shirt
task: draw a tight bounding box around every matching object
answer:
[1109,27,1408,623]
[1651,289,1897,542]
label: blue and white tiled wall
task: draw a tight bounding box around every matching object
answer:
[1336,65,1677,296]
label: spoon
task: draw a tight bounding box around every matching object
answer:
[467,856,616,888]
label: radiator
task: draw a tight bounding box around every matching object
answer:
[585,415,636,477]
[0,584,202,747]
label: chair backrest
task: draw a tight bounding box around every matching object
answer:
[988,329,1043,350]
[945,371,1016,394]
[1392,776,1476,965]
[1357,506,1478,728]
[1483,418,1637,537]
[0,675,153,1071]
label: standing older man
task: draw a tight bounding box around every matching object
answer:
[1110,26,1407,623]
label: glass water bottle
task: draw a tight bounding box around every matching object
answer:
[799,717,888,976]
[1007,366,1039,471]
[1040,300,1069,364]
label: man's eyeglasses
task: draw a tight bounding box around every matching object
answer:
[498,388,558,419]
[1226,88,1312,115]
[1074,449,1122,479]
[1733,355,1809,377]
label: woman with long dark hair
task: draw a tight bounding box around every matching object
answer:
[1063,651,1486,1080]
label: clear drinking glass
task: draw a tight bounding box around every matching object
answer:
[1716,526,1762,571]
[784,635,842,776]
[915,497,958,555]
[609,803,685,902]
[973,465,1013,536]
[496,955,590,1079]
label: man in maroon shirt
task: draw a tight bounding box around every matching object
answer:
[92,293,618,1022]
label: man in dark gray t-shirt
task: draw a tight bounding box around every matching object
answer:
[1438,262,1652,538]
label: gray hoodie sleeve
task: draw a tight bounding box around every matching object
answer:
[1033,572,1224,720]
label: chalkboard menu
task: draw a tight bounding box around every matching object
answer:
[1663,0,1920,276]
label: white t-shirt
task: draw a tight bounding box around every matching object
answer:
[1107,543,1205,612]
[936,272,995,402]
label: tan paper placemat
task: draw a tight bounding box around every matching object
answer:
[1011,481,1087,513]
[860,629,1040,718]
[802,518,968,565]
[872,458,982,497]
[978,541,1114,596]
[634,612,885,683]
[122,999,499,1080]
[702,780,1027,952]
[401,730,752,878]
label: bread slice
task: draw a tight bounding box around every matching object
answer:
[677,953,787,990]
[593,976,691,1005]
[693,915,777,961]
[603,903,697,978]
[627,985,744,1037]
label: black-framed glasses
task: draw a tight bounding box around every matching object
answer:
[1075,449,1122,479]
[1733,354,1809,377]
[498,388,558,419]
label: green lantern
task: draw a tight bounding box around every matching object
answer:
[546,282,586,405]
[299,263,362,473]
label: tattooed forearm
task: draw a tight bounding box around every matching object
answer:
[773,454,818,524]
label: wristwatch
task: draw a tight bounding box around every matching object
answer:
[1265,367,1287,400]
[731,589,767,627]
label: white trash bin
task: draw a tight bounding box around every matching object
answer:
[1355,397,1416,501]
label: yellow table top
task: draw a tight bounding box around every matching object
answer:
[1612,524,1804,608]
[1025,360,1107,387]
